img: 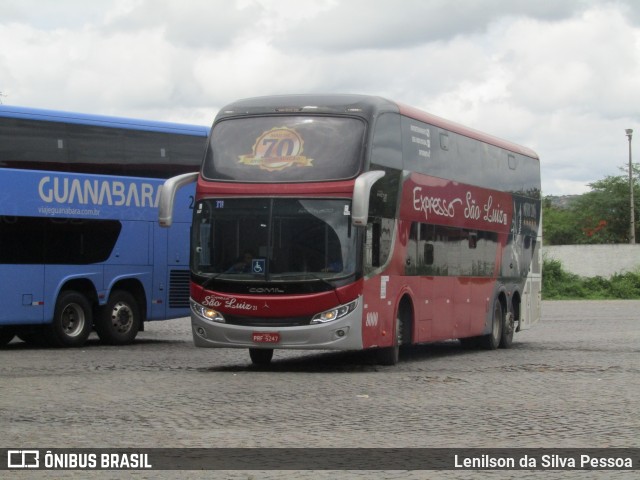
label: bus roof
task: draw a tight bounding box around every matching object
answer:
[216,94,538,160]
[397,103,539,160]
[0,104,209,136]
[217,94,393,118]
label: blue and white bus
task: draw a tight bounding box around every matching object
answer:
[0,105,209,347]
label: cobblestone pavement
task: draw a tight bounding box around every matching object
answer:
[1,300,638,479]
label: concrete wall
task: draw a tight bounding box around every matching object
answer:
[543,244,640,278]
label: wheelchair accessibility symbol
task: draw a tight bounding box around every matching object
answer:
[252,259,265,274]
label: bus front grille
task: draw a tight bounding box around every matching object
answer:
[224,314,313,327]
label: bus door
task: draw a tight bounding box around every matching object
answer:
[453,277,471,338]
[416,276,433,343]
[520,230,542,330]
[408,222,433,343]
[431,277,455,341]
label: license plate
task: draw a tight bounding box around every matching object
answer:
[252,332,280,344]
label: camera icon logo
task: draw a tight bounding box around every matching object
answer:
[7,450,40,469]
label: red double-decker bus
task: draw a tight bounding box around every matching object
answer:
[160,95,541,365]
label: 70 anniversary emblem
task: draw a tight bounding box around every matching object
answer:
[238,127,313,171]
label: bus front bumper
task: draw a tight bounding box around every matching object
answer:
[190,299,364,351]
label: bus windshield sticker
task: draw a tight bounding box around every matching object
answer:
[238,127,314,171]
[252,258,266,274]
[380,275,389,299]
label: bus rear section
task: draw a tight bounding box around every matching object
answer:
[158,94,541,365]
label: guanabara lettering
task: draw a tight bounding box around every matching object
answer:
[38,176,159,208]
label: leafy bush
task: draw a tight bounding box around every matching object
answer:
[609,271,640,298]
[542,258,640,299]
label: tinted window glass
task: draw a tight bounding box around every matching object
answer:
[370,113,402,169]
[0,117,206,178]
[407,223,497,277]
[0,216,121,264]
[203,116,365,182]
[0,118,68,170]
[69,125,204,178]
[193,198,355,279]
[400,116,540,197]
[363,217,394,275]
[68,123,125,175]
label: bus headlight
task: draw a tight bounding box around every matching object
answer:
[310,299,358,324]
[191,301,226,323]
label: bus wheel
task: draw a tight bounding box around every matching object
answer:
[48,291,93,347]
[479,298,503,350]
[0,327,15,346]
[377,312,403,366]
[96,290,140,345]
[249,348,274,366]
[500,311,514,349]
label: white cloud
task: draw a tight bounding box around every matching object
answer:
[1,0,639,195]
[271,0,599,52]
[503,5,640,118]
[103,0,262,49]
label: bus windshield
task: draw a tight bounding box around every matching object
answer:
[192,198,356,284]
[202,116,366,182]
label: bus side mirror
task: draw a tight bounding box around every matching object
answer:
[158,172,199,227]
[352,170,386,226]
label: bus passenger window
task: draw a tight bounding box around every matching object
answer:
[364,217,394,274]
[365,221,381,270]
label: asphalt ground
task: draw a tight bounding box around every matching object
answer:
[1,300,638,479]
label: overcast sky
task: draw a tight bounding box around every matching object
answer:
[1,0,639,195]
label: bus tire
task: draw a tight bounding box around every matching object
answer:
[479,298,503,350]
[47,291,93,347]
[249,348,274,366]
[377,310,405,366]
[500,311,514,348]
[0,327,15,346]
[96,290,140,345]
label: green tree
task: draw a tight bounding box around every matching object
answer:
[543,164,640,245]
[571,177,626,243]
[542,197,581,245]
[572,165,640,244]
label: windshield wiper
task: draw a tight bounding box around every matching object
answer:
[198,270,269,291]
[275,272,336,290]
[198,271,224,291]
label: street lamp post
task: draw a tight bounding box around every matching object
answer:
[627,128,635,244]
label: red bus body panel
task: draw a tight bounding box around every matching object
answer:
[185,95,541,357]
